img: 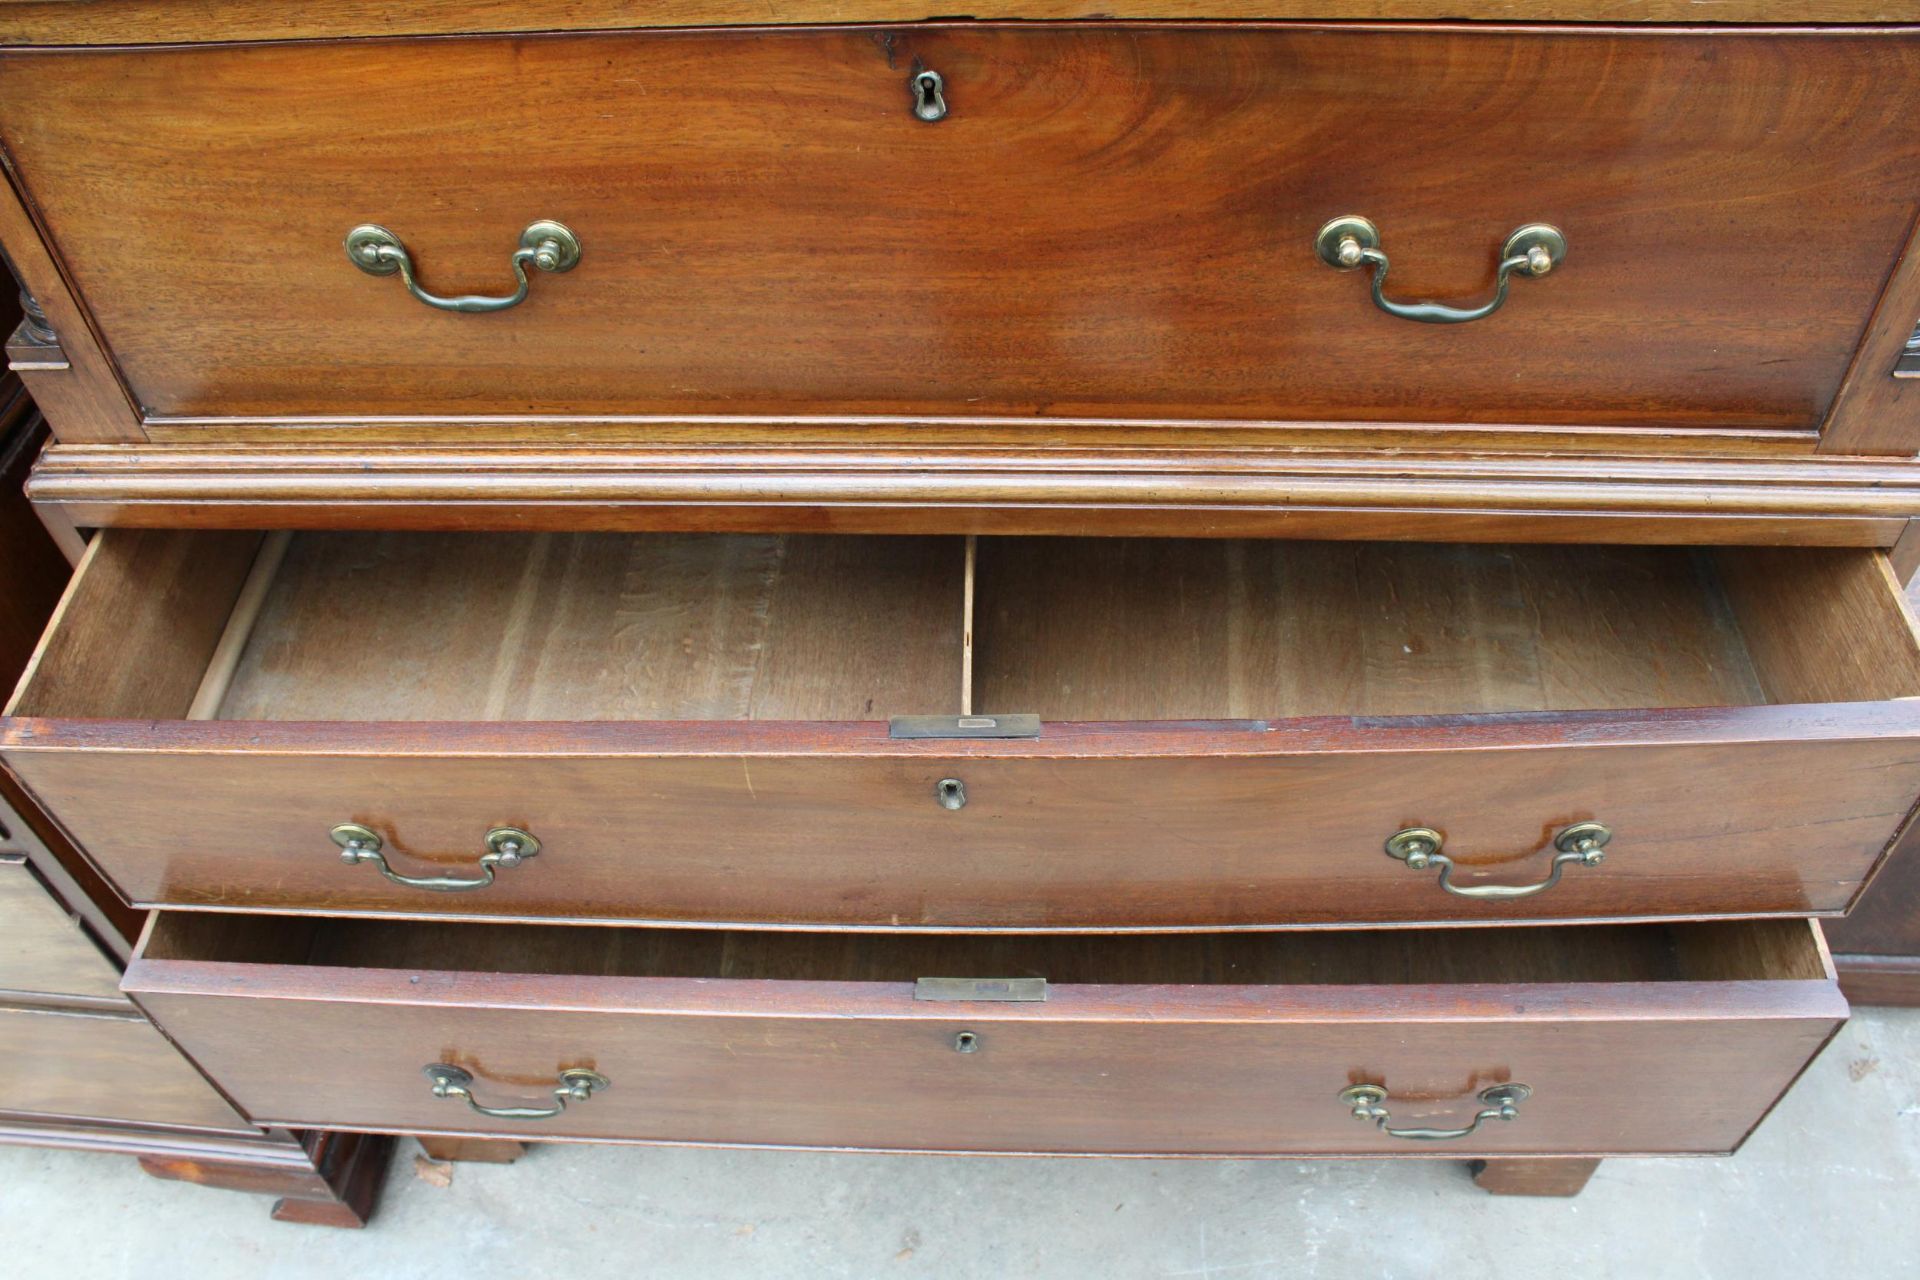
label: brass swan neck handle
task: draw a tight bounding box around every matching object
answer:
[330,823,539,892]
[1385,822,1610,899]
[1316,216,1564,324]
[423,1064,608,1121]
[1340,1083,1532,1141]
[345,221,580,313]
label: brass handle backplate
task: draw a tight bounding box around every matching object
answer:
[424,1064,608,1121]
[331,823,539,892]
[345,221,581,313]
[1340,1083,1532,1141]
[1315,216,1564,324]
[1385,822,1609,899]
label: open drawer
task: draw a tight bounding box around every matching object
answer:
[7,530,1920,930]
[126,913,1846,1156]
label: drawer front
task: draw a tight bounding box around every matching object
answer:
[9,714,1919,928]
[128,919,1844,1155]
[2,27,1916,432]
[0,853,123,1001]
[0,1005,253,1132]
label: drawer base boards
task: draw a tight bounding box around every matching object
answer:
[1835,954,1920,1007]
[401,1132,1600,1196]
[0,1118,391,1229]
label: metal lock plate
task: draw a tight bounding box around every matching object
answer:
[889,714,1040,740]
[914,977,1049,1002]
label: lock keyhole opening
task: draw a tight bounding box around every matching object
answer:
[911,70,947,122]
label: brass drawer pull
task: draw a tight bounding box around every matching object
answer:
[330,823,538,892]
[1385,822,1609,899]
[1315,216,1565,325]
[345,221,581,313]
[424,1064,608,1121]
[1340,1083,1531,1141]
[910,68,948,122]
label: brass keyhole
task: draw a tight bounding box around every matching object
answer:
[936,777,967,810]
[953,1031,980,1053]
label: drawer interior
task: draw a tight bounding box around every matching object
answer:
[971,538,1919,718]
[144,913,1830,987]
[213,533,965,721]
[12,530,1920,723]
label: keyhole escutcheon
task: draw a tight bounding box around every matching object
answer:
[911,69,948,122]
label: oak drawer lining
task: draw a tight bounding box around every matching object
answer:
[12,530,1919,726]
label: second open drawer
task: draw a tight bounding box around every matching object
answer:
[124,913,1845,1156]
[7,529,1920,930]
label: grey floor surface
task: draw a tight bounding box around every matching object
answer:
[2,1008,1915,1280]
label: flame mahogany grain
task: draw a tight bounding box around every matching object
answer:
[3,27,1917,440]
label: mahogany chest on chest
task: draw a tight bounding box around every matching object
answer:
[3,0,1919,1211]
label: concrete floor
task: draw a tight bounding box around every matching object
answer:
[2,1008,1915,1279]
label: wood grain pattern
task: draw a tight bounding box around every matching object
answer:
[974,540,1768,718]
[1470,1157,1602,1196]
[1713,547,1920,704]
[0,853,123,1002]
[5,527,259,719]
[0,1004,254,1133]
[414,1135,523,1164]
[8,531,1920,929]
[1820,206,1920,456]
[31,498,84,567]
[0,448,387,1223]
[137,1130,391,1229]
[1827,788,1920,956]
[13,718,1920,928]
[0,764,139,959]
[0,164,141,442]
[961,534,976,716]
[1827,569,1920,1001]
[4,3,1920,47]
[1893,520,1920,583]
[27,443,1920,545]
[217,533,964,721]
[187,530,290,721]
[1833,954,1920,1005]
[2,27,1916,436]
[246,915,1826,984]
[0,1116,389,1231]
[126,914,1844,1156]
[0,401,142,956]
